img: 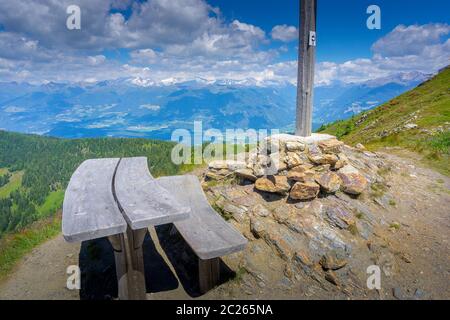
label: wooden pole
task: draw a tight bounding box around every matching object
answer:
[296,0,317,137]
[108,227,147,300]
[198,258,220,294]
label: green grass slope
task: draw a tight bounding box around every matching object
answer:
[0,131,188,237]
[319,66,450,175]
[0,131,195,278]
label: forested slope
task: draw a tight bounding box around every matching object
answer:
[0,131,182,237]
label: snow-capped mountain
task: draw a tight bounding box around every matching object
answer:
[0,72,430,139]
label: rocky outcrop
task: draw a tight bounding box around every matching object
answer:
[199,133,402,299]
[205,134,372,200]
[315,172,342,194]
[290,182,320,200]
[338,172,368,195]
[255,176,290,195]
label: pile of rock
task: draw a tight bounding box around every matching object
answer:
[205,133,369,201]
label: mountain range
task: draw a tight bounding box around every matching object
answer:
[0,71,430,140]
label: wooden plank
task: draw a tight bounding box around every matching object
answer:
[108,228,148,300]
[296,0,317,137]
[62,158,127,243]
[114,157,190,230]
[156,175,248,260]
[199,258,220,294]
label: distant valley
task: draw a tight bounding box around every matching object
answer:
[0,71,429,140]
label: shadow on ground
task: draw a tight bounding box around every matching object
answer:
[79,232,178,300]
[155,224,235,298]
[78,226,236,299]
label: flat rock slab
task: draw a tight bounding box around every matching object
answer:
[157,175,248,260]
[114,157,190,230]
[269,133,337,145]
[62,158,127,243]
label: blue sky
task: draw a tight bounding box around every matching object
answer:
[212,0,450,62]
[0,0,448,85]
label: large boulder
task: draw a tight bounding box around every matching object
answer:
[235,168,257,182]
[205,169,231,181]
[318,139,345,154]
[208,160,246,171]
[315,172,342,194]
[285,152,303,169]
[270,153,287,172]
[307,144,339,165]
[287,170,316,183]
[290,164,314,173]
[255,176,291,195]
[252,155,272,177]
[290,181,320,200]
[286,141,306,152]
[338,172,368,195]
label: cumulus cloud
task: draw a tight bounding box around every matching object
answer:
[0,0,277,84]
[0,0,226,51]
[130,49,158,64]
[315,23,450,86]
[371,23,450,57]
[271,25,298,42]
[0,0,447,88]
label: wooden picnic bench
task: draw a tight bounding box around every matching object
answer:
[62,157,247,299]
[157,175,248,293]
[63,157,190,300]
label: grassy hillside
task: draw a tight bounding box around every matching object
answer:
[319,66,450,175]
[0,131,207,279]
[0,131,186,238]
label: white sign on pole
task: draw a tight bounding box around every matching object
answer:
[309,31,316,46]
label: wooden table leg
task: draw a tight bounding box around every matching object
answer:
[199,257,220,294]
[108,227,147,300]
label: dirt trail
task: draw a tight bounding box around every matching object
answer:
[0,150,448,300]
[0,234,80,300]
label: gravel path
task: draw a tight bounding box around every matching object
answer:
[0,150,448,300]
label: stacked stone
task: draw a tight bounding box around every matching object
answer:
[205,134,368,200]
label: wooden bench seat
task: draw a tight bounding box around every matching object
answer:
[62,157,190,299]
[62,158,127,243]
[114,157,190,230]
[156,175,248,292]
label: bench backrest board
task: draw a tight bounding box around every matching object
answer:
[157,175,247,260]
[114,157,190,230]
[62,158,127,243]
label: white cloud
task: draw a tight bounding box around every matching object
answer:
[0,0,447,90]
[130,49,158,64]
[371,23,450,57]
[271,25,298,42]
[0,0,273,84]
[140,104,161,111]
[315,23,450,86]
[4,106,26,113]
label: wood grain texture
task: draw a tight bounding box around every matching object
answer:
[157,175,248,260]
[198,258,220,294]
[114,157,190,230]
[296,0,317,137]
[62,158,127,243]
